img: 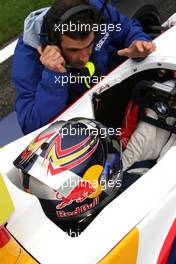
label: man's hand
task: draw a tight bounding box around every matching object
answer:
[38,45,66,73]
[117,40,156,58]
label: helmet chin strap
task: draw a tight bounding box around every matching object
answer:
[22,172,32,194]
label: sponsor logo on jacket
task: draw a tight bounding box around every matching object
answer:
[95,32,110,51]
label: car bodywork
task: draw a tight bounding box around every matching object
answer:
[0,22,176,264]
[0,174,38,263]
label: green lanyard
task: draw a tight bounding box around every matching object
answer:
[66,61,96,89]
[84,61,95,89]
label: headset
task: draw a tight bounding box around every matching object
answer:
[39,0,110,49]
[40,5,97,49]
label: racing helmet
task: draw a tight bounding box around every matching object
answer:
[13,118,122,223]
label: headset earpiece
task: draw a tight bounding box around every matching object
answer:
[39,15,61,49]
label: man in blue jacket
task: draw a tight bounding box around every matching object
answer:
[12,0,156,134]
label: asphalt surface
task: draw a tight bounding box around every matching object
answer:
[0,57,16,120]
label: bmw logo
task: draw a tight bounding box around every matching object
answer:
[154,102,169,116]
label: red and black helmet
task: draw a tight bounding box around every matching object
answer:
[13,118,122,224]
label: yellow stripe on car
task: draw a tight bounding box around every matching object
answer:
[98,227,139,264]
[0,174,14,225]
[0,235,38,264]
[16,245,39,263]
[0,236,20,264]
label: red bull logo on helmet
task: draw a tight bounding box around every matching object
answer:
[56,180,96,209]
[56,197,99,218]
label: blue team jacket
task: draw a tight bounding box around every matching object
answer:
[12,0,151,134]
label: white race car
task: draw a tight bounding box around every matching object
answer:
[0,18,176,264]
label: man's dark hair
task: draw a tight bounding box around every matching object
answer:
[45,0,98,42]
